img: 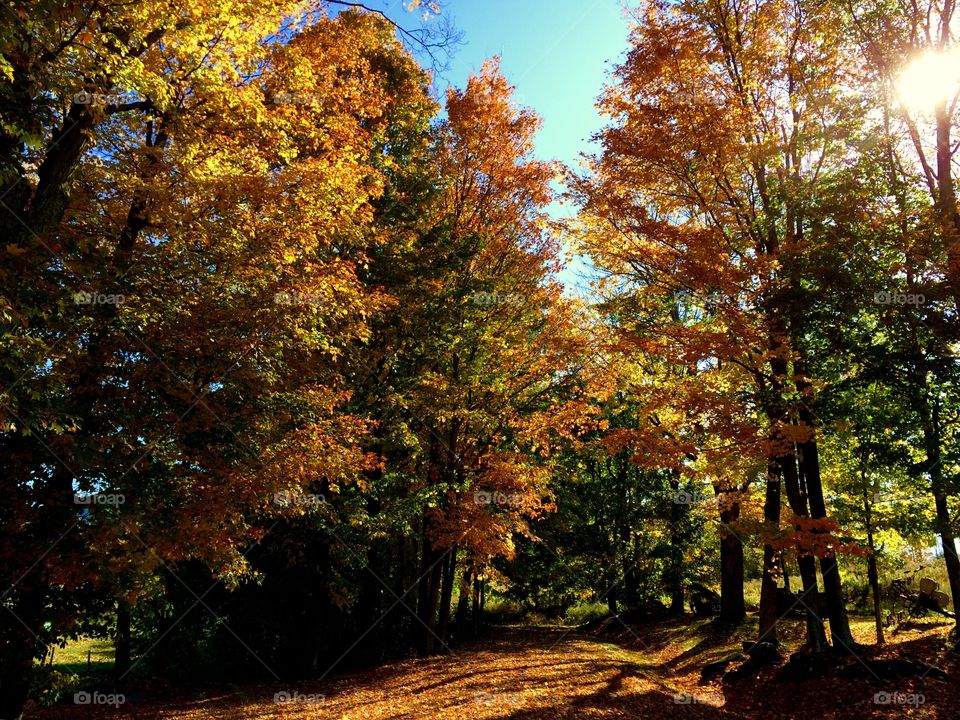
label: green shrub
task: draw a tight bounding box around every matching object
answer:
[564,601,610,626]
[484,597,526,624]
[30,667,81,707]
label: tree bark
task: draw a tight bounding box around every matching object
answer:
[925,407,960,638]
[0,587,43,720]
[472,573,482,637]
[780,447,828,652]
[859,462,884,645]
[436,545,457,646]
[455,568,471,636]
[758,465,782,644]
[866,542,884,646]
[667,471,685,615]
[415,523,443,656]
[718,493,745,624]
[114,599,132,680]
[798,430,855,651]
[934,98,960,310]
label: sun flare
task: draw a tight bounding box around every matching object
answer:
[895,48,960,113]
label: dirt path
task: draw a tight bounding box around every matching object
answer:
[31,626,734,719]
[33,620,959,719]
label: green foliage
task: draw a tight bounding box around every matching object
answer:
[29,668,81,708]
[563,601,611,627]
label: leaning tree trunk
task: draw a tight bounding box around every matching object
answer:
[922,392,960,639]
[932,489,960,638]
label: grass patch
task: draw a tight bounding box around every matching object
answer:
[564,601,610,626]
[46,636,114,674]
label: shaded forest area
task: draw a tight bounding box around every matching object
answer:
[1,0,960,718]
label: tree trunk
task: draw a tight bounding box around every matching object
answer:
[0,587,43,720]
[718,494,745,624]
[758,465,782,644]
[6,103,96,247]
[798,430,855,651]
[667,471,685,615]
[0,462,74,720]
[415,524,443,656]
[780,447,828,652]
[473,572,486,637]
[391,532,407,642]
[923,399,960,640]
[867,548,884,646]
[797,556,828,652]
[472,573,482,637]
[308,539,333,674]
[932,490,960,638]
[759,322,789,646]
[781,555,791,593]
[934,97,960,309]
[859,463,884,645]
[455,568,471,636]
[436,545,457,647]
[114,599,132,680]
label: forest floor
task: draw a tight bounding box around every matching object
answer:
[26,614,960,719]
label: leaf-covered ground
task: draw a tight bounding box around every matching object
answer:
[27,618,960,719]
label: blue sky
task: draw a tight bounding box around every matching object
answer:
[403,1,635,290]
[435,1,632,170]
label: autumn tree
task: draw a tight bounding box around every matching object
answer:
[844,0,960,638]
[573,0,869,651]
[0,4,438,715]
[349,59,600,655]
